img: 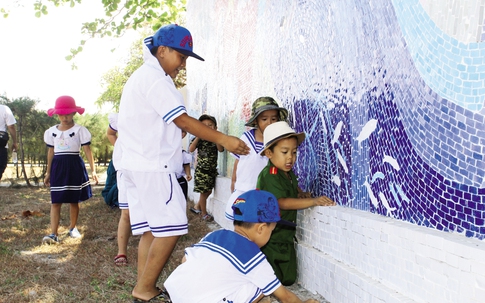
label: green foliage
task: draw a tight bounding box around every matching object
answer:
[0,95,111,168]
[96,37,186,110]
[0,96,56,164]
[74,113,111,164]
[95,39,144,111]
[1,7,8,18]
[28,0,186,60]
[1,95,57,184]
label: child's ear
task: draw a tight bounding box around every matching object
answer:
[264,149,272,158]
[156,46,167,58]
[256,223,266,234]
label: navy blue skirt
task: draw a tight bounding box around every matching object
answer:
[49,154,92,203]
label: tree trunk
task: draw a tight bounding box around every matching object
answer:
[17,115,31,187]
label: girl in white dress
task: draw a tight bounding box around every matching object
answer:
[42,96,98,244]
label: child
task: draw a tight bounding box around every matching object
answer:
[257,121,335,286]
[102,113,131,266]
[224,96,288,221]
[0,103,17,181]
[115,24,249,302]
[164,189,320,303]
[112,127,192,268]
[102,113,119,209]
[42,96,98,244]
[189,114,224,221]
[176,129,192,200]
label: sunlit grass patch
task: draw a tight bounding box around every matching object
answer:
[0,186,211,302]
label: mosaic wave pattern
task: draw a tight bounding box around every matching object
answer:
[186,0,485,239]
[393,0,485,112]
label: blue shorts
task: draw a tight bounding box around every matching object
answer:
[0,147,7,179]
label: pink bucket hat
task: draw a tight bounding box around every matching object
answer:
[47,96,85,117]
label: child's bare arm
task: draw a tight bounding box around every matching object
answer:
[44,147,54,187]
[82,145,98,185]
[106,127,117,146]
[297,186,312,198]
[278,196,335,210]
[231,159,239,192]
[214,125,224,152]
[183,164,192,181]
[189,137,199,152]
[272,285,320,303]
[253,295,271,302]
[174,113,249,155]
[7,124,17,152]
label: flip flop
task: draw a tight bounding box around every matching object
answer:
[132,288,171,303]
[201,214,214,222]
[190,207,201,214]
[114,254,128,266]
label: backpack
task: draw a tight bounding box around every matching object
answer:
[0,131,8,148]
[102,160,119,207]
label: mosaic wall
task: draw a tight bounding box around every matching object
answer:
[186,0,485,239]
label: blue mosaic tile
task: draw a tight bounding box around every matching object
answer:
[187,0,485,240]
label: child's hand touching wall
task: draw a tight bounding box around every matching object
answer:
[313,196,336,207]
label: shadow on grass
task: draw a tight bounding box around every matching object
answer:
[0,186,211,303]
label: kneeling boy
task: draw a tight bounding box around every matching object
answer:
[164,189,320,303]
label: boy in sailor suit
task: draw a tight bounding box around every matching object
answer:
[164,190,320,303]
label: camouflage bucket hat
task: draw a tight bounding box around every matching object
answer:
[245,97,289,127]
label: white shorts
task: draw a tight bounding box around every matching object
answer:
[117,170,129,210]
[123,170,188,237]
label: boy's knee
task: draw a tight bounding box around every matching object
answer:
[51,204,62,210]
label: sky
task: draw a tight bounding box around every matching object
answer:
[0,1,140,114]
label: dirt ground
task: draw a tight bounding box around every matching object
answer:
[0,182,329,303]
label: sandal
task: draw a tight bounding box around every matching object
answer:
[190,207,201,214]
[201,214,214,222]
[114,254,128,266]
[133,288,171,303]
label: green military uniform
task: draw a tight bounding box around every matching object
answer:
[192,137,219,193]
[257,161,298,286]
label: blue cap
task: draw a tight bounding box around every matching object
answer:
[232,190,296,227]
[144,24,205,61]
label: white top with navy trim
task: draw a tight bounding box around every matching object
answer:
[175,150,192,178]
[116,45,186,172]
[0,105,17,149]
[0,104,16,132]
[108,113,122,170]
[231,129,268,192]
[108,113,118,132]
[44,123,91,155]
[164,229,281,303]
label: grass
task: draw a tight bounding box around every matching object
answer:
[0,186,212,303]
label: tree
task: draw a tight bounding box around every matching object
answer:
[96,39,144,111]
[74,113,110,165]
[0,95,57,186]
[7,97,36,185]
[96,37,186,110]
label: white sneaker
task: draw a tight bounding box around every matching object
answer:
[69,227,82,238]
